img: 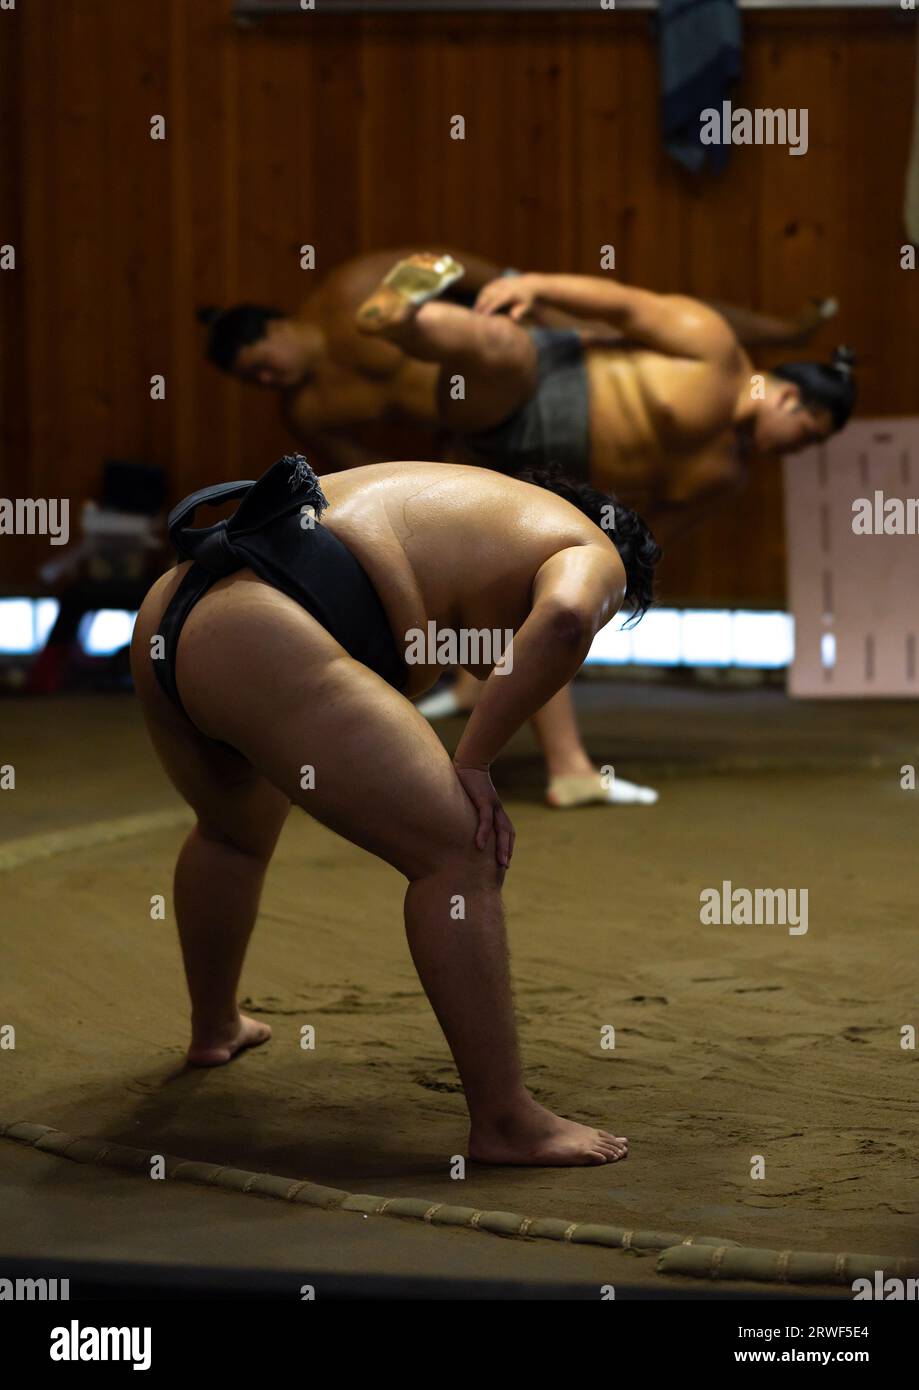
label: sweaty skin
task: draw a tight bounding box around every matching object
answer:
[359,262,834,548]
[585,326,750,540]
[236,251,833,541]
[230,255,836,810]
[265,249,504,471]
[320,461,625,702]
[131,463,629,1166]
[254,248,600,462]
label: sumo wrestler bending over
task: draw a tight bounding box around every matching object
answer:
[131,454,659,1165]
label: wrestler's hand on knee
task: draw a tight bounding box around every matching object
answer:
[473,274,544,322]
[453,761,516,869]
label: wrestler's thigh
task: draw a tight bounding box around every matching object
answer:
[178,589,482,882]
[131,571,290,859]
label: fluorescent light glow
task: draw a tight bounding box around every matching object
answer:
[81,609,137,656]
[588,617,634,665]
[732,610,794,669]
[0,600,795,671]
[0,599,40,654]
[631,608,682,666]
[35,599,60,645]
[586,609,795,669]
[681,609,733,667]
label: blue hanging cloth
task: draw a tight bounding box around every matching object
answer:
[658,0,743,174]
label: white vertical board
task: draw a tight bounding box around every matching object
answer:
[784,418,919,698]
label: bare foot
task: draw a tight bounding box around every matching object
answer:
[187,1013,271,1067]
[469,1099,628,1167]
[793,295,839,340]
[356,252,464,333]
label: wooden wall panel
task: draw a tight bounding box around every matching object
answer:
[0,1,917,607]
[0,3,26,490]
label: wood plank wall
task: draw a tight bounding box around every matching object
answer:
[1,1,917,602]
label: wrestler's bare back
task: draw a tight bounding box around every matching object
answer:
[321,461,622,698]
[134,461,624,724]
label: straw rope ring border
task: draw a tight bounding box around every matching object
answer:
[3,1120,916,1289]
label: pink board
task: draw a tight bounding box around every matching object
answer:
[783,418,919,698]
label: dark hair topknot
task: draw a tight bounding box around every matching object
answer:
[773,346,857,432]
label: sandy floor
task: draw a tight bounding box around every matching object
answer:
[2,683,917,1295]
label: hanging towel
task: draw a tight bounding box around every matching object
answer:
[658,0,743,174]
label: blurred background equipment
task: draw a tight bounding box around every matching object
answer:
[23,462,167,695]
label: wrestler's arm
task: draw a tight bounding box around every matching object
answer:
[477,273,737,363]
[453,543,624,771]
